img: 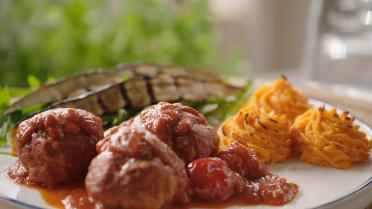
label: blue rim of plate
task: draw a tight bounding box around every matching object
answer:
[0,97,371,209]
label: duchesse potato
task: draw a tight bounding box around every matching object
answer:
[247,76,309,122]
[291,107,371,168]
[219,105,292,164]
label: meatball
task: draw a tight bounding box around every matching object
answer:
[86,126,191,209]
[9,108,103,186]
[87,152,176,209]
[131,102,219,163]
[218,141,267,180]
[96,118,134,153]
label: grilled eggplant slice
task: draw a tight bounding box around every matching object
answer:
[5,63,243,117]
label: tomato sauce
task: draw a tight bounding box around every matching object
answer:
[34,182,260,209]
[32,182,93,209]
[12,173,297,209]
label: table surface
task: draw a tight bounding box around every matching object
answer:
[0,84,371,209]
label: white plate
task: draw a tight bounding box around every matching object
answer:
[0,99,371,209]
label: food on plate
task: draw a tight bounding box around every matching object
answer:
[291,107,372,168]
[2,65,372,208]
[96,119,134,153]
[218,141,298,205]
[5,102,300,209]
[219,105,292,163]
[2,63,243,152]
[220,76,372,169]
[4,63,242,117]
[7,108,103,186]
[218,141,267,180]
[0,68,309,208]
[131,102,220,163]
[91,103,297,208]
[247,76,309,121]
[247,174,299,205]
[50,66,242,116]
[86,126,190,209]
[187,141,298,204]
[187,157,244,200]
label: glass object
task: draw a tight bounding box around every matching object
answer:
[303,0,372,88]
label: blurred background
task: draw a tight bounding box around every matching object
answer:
[0,0,371,90]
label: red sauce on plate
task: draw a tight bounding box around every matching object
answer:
[33,181,93,209]
[8,173,297,209]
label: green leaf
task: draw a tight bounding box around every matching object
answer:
[21,103,44,116]
[7,86,31,98]
[47,76,57,83]
[199,103,218,114]
[193,80,253,126]
[112,109,128,125]
[0,86,10,107]
[0,84,42,147]
[0,116,11,146]
[27,75,41,89]
[0,87,11,127]
[120,73,130,81]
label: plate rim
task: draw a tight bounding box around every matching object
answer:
[0,194,43,209]
[0,97,371,209]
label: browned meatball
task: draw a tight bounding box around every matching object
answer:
[9,108,103,186]
[96,118,134,154]
[131,102,219,163]
[86,126,191,209]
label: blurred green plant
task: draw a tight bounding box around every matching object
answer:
[0,0,220,86]
[0,0,249,148]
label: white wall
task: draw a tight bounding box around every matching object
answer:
[210,0,311,73]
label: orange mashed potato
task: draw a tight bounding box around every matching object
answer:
[291,107,371,168]
[219,105,292,163]
[247,76,309,122]
[219,76,371,168]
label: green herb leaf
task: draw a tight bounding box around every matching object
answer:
[0,86,10,107]
[121,73,130,82]
[0,116,12,146]
[47,76,57,84]
[112,109,128,125]
[27,75,41,90]
[193,80,253,126]
[0,84,37,147]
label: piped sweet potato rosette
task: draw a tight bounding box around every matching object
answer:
[219,105,292,164]
[291,107,372,168]
[220,77,371,169]
[246,76,309,122]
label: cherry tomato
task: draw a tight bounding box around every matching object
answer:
[218,141,267,180]
[187,157,236,200]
